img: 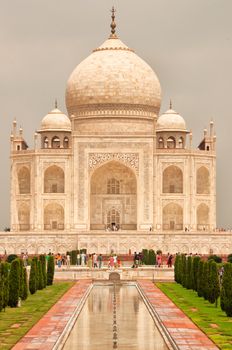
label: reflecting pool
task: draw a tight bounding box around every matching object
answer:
[63,284,169,350]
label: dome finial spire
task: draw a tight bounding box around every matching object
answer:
[110,6,117,39]
[169,99,172,109]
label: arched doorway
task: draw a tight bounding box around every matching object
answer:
[90,161,137,230]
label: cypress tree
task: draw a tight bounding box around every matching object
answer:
[174,254,180,283]
[47,255,55,286]
[220,263,232,316]
[33,257,39,291]
[21,267,28,300]
[180,254,186,286]
[148,249,156,265]
[208,261,220,306]
[37,260,44,290]
[182,255,188,288]
[197,260,204,297]
[186,256,193,290]
[192,256,201,291]
[142,249,148,265]
[8,259,20,307]
[203,261,210,301]
[39,255,47,288]
[2,263,9,310]
[0,265,3,312]
[29,257,37,294]
[18,259,24,300]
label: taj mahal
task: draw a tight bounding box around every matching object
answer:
[1,10,231,255]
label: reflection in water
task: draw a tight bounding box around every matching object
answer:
[63,285,168,350]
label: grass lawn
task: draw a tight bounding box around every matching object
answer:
[157,282,232,350]
[0,281,74,350]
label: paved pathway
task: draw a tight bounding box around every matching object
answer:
[12,280,92,350]
[13,279,219,350]
[138,280,219,350]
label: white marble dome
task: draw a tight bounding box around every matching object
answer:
[40,108,71,131]
[65,36,161,116]
[156,108,186,131]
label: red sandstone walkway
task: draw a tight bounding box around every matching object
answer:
[13,279,219,350]
[138,280,219,350]
[12,280,92,350]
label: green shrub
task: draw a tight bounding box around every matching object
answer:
[208,255,222,263]
[37,261,44,290]
[0,268,3,312]
[197,260,204,297]
[186,256,193,290]
[18,259,24,300]
[148,249,156,265]
[202,261,210,301]
[39,255,47,289]
[142,249,149,265]
[6,254,18,263]
[192,256,201,291]
[8,259,20,307]
[227,254,232,263]
[21,267,28,300]
[2,263,9,310]
[220,263,232,316]
[47,256,55,286]
[70,250,77,265]
[180,254,186,286]
[208,260,220,306]
[29,257,37,295]
[174,254,180,283]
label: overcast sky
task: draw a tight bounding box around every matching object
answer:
[0,0,231,229]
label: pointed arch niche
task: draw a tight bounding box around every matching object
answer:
[44,165,64,193]
[18,166,30,194]
[18,202,30,231]
[197,203,209,231]
[90,161,137,230]
[163,165,183,193]
[163,203,183,230]
[44,203,64,230]
[197,166,210,194]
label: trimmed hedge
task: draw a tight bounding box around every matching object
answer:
[47,255,55,286]
[8,259,20,307]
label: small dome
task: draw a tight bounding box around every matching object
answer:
[156,108,186,131]
[65,36,161,116]
[40,108,71,132]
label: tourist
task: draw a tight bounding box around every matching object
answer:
[66,253,70,269]
[113,254,118,268]
[87,254,93,268]
[167,254,173,268]
[109,256,114,269]
[93,253,98,268]
[219,266,224,285]
[77,251,81,265]
[56,253,62,268]
[156,253,162,267]
[81,252,86,266]
[97,253,103,268]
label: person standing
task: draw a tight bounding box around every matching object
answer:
[81,252,85,266]
[97,254,103,268]
[66,253,70,269]
[93,253,98,268]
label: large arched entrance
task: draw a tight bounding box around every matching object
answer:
[90,161,137,230]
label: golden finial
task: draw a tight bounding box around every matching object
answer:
[55,99,58,109]
[110,6,117,38]
[169,99,172,109]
